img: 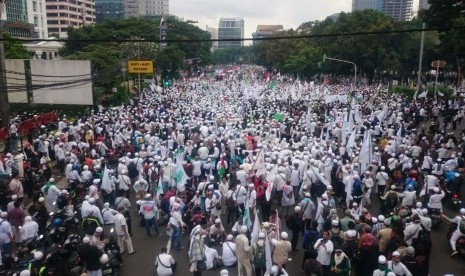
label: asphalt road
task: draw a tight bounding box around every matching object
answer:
[119,194,465,276]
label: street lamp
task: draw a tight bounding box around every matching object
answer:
[323,54,357,86]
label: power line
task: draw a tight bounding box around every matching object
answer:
[1,69,91,78]
[1,25,464,43]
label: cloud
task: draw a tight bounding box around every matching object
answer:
[170,0,352,39]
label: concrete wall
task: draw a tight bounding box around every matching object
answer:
[6,59,93,105]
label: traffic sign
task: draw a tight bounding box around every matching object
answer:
[431,60,446,68]
[127,61,154,74]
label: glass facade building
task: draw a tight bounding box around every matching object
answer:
[218,18,244,49]
[95,0,124,23]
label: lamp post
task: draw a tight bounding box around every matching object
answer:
[323,54,357,86]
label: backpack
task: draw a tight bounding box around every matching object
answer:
[415,224,431,245]
[330,229,343,248]
[127,162,139,178]
[82,216,101,236]
[385,192,398,208]
[322,203,331,219]
[253,244,266,268]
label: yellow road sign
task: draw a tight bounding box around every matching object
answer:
[128,60,154,74]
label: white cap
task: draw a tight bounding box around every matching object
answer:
[1,212,7,218]
[392,251,400,257]
[460,208,465,215]
[220,270,229,276]
[38,197,45,203]
[144,193,152,199]
[83,237,91,244]
[93,179,100,184]
[378,255,387,264]
[241,225,248,233]
[100,254,109,264]
[12,195,17,200]
[281,231,288,239]
[391,185,397,190]
[322,194,328,200]
[215,218,221,224]
[20,270,31,276]
[88,198,96,204]
[378,215,385,222]
[433,187,440,193]
[331,220,339,226]
[209,175,215,180]
[34,251,44,260]
[96,227,103,233]
[49,178,55,183]
[258,232,266,239]
[305,192,311,197]
[226,234,233,241]
[294,206,301,212]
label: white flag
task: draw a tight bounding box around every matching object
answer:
[174,162,188,192]
[265,232,273,275]
[250,209,261,245]
[253,149,266,177]
[101,166,112,194]
[418,91,427,98]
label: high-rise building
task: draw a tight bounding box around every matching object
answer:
[352,0,413,21]
[95,0,124,23]
[205,25,218,51]
[2,0,36,38]
[352,0,383,12]
[418,0,429,11]
[218,18,244,49]
[252,25,283,45]
[46,0,96,38]
[124,0,169,18]
[27,0,48,38]
[382,0,413,21]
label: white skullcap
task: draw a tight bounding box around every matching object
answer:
[20,270,31,276]
[281,231,288,240]
[392,251,400,257]
[226,234,233,241]
[83,237,91,244]
[12,194,17,200]
[49,178,55,183]
[38,197,45,203]
[378,255,387,264]
[241,225,248,233]
[258,232,265,239]
[93,179,100,184]
[215,218,221,224]
[96,227,103,233]
[88,198,96,204]
[220,270,229,276]
[378,215,385,222]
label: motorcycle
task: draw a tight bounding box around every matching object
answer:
[447,223,465,256]
[430,208,442,230]
[102,229,122,276]
[450,193,462,211]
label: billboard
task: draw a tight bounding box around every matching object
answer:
[128,60,154,74]
[6,59,93,105]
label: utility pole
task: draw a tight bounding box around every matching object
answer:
[415,22,426,99]
[323,54,357,86]
[0,0,10,128]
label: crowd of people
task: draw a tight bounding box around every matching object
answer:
[1,66,465,276]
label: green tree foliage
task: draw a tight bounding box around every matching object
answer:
[3,32,29,59]
[421,0,465,75]
[61,17,212,87]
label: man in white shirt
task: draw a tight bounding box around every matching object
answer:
[155,247,176,276]
[246,183,257,211]
[222,234,237,267]
[375,166,389,196]
[20,216,38,242]
[0,212,13,256]
[205,244,220,270]
[387,251,412,276]
[443,208,465,256]
[314,230,334,275]
[139,194,159,237]
[114,207,135,255]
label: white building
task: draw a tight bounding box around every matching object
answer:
[46,0,96,38]
[23,39,64,60]
[124,0,169,17]
[205,25,218,51]
[27,0,48,39]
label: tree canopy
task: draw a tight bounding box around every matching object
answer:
[4,32,29,59]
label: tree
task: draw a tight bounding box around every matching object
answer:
[421,0,465,84]
[3,32,29,59]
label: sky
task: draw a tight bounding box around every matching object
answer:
[170,0,420,42]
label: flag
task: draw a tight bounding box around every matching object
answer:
[101,166,112,194]
[418,91,427,98]
[438,91,444,97]
[275,210,281,240]
[250,209,261,245]
[360,130,372,173]
[346,127,357,156]
[253,149,266,177]
[156,174,163,199]
[265,232,273,275]
[217,157,227,179]
[174,162,188,192]
[273,112,283,122]
[243,204,252,229]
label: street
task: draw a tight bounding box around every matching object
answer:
[120,194,465,276]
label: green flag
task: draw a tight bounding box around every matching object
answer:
[269,80,277,90]
[273,112,283,122]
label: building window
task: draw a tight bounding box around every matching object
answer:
[33,1,37,12]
